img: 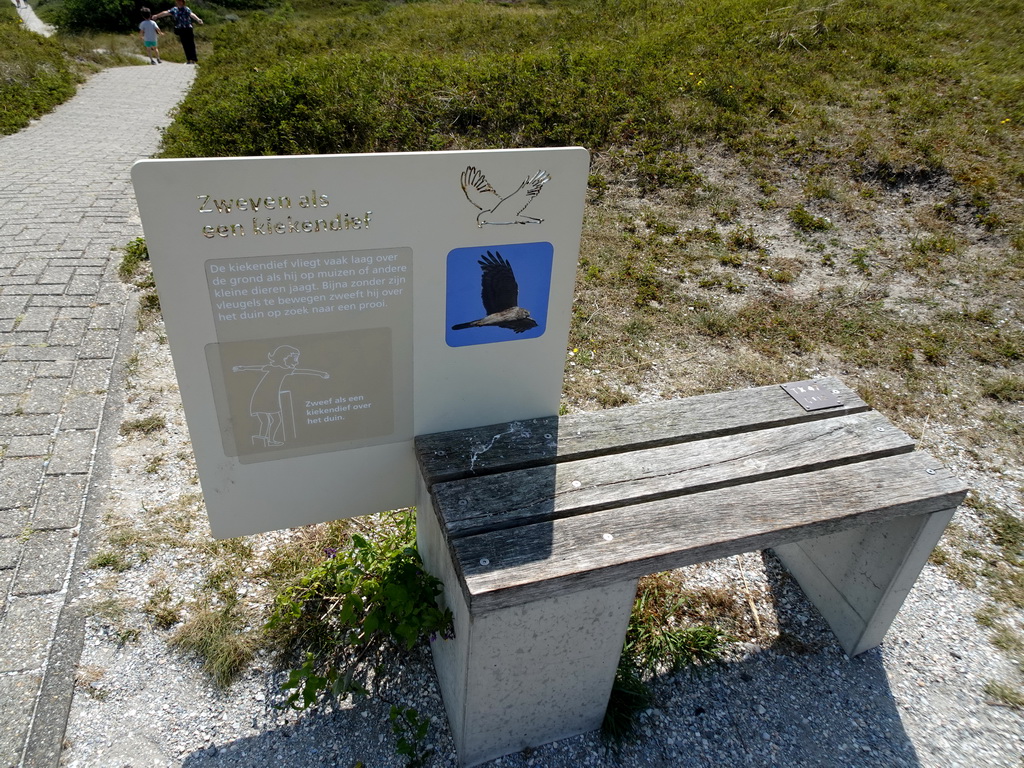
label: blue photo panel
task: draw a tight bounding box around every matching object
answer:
[446,242,553,348]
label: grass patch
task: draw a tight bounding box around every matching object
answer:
[906,233,960,269]
[117,237,149,282]
[604,574,731,741]
[788,204,832,232]
[983,375,1024,403]
[171,601,259,687]
[119,415,166,436]
[984,680,1024,710]
[623,576,730,674]
[929,545,976,589]
[88,551,131,572]
[144,584,182,630]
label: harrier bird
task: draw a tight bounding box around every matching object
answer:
[451,251,539,334]
[460,166,550,227]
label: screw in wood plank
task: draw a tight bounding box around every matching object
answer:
[926,468,936,475]
[459,499,468,506]
[603,533,614,541]
[876,427,886,432]
[544,434,552,439]
[479,558,490,566]
[571,480,582,488]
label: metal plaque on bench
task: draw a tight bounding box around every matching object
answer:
[781,379,844,411]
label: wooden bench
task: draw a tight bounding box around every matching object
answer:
[413,378,967,767]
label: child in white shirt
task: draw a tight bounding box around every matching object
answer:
[139,8,163,64]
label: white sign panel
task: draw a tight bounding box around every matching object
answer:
[132,148,589,538]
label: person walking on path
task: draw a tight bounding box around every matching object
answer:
[139,8,163,64]
[154,0,203,64]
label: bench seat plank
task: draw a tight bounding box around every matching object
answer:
[448,451,966,613]
[416,376,868,484]
[433,410,915,539]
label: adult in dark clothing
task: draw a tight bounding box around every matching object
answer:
[154,0,203,63]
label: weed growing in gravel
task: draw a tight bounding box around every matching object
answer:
[604,575,731,741]
[390,705,433,767]
[87,596,142,647]
[982,375,1024,403]
[943,493,1024,691]
[906,233,960,269]
[117,237,162,326]
[88,551,131,572]
[75,666,109,701]
[117,237,149,281]
[144,584,182,630]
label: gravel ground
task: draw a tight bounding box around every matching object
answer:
[59,303,1024,768]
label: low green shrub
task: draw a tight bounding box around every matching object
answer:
[0,21,78,135]
[162,41,670,157]
[51,0,135,32]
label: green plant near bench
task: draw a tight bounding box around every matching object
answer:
[266,508,453,710]
[267,507,727,756]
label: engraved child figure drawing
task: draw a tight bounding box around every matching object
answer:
[232,345,329,447]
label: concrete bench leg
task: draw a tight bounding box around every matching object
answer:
[772,508,955,657]
[416,480,637,767]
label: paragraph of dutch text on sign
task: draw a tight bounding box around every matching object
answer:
[206,249,412,327]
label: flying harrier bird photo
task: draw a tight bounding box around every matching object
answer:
[460,166,550,227]
[451,251,539,334]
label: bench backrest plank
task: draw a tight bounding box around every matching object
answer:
[416,377,869,484]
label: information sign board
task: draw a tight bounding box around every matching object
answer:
[132,148,589,538]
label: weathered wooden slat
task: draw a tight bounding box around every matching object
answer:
[415,377,869,484]
[432,411,914,539]
[448,452,967,613]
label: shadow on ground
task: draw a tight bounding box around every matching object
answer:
[181,572,920,768]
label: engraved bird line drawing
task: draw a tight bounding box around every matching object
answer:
[460,166,551,227]
[451,251,539,334]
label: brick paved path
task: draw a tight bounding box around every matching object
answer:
[0,63,194,768]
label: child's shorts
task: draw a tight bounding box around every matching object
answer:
[144,40,158,47]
